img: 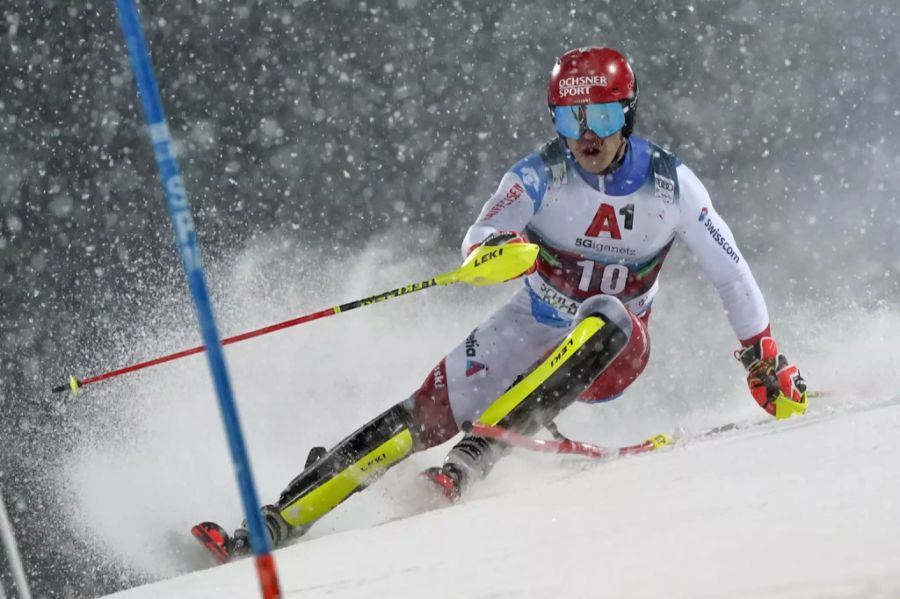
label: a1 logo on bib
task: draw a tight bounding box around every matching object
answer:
[654,174,675,204]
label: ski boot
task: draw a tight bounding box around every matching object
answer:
[420,462,466,502]
[190,521,233,565]
[420,433,504,501]
[191,504,292,564]
[192,445,326,563]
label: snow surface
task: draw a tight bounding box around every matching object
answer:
[48,239,900,599]
[103,397,900,599]
[29,146,899,599]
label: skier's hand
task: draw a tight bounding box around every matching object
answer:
[467,230,537,277]
[735,337,807,420]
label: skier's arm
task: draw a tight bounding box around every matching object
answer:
[675,164,807,419]
[674,164,769,344]
[461,169,540,258]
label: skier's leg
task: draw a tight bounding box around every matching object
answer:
[227,400,425,556]
[271,401,419,539]
[577,306,651,403]
[230,290,560,554]
[432,295,642,494]
[409,287,567,448]
[415,288,569,498]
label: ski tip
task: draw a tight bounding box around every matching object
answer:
[191,522,231,565]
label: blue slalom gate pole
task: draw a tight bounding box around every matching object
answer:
[114,2,281,596]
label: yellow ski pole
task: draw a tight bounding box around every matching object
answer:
[52,243,539,395]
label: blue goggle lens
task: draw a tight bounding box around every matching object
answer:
[553,102,626,139]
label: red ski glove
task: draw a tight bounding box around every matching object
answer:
[735,337,807,420]
[467,230,537,277]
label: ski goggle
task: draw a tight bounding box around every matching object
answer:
[552,102,626,139]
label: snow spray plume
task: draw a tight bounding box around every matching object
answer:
[48,230,900,593]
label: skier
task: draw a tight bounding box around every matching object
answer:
[193,46,807,562]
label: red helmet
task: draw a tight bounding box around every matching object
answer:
[548,47,639,136]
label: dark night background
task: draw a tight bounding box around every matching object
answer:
[2,1,899,596]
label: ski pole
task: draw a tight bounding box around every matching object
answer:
[51,243,538,395]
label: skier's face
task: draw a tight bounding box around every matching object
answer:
[566,129,625,174]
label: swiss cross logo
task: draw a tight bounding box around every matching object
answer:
[584,203,622,239]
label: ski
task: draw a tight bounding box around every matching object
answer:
[470,422,670,459]
[191,521,232,565]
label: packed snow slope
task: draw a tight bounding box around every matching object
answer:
[58,236,900,598]
[105,395,900,599]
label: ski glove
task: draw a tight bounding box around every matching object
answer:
[735,337,807,420]
[467,230,537,278]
